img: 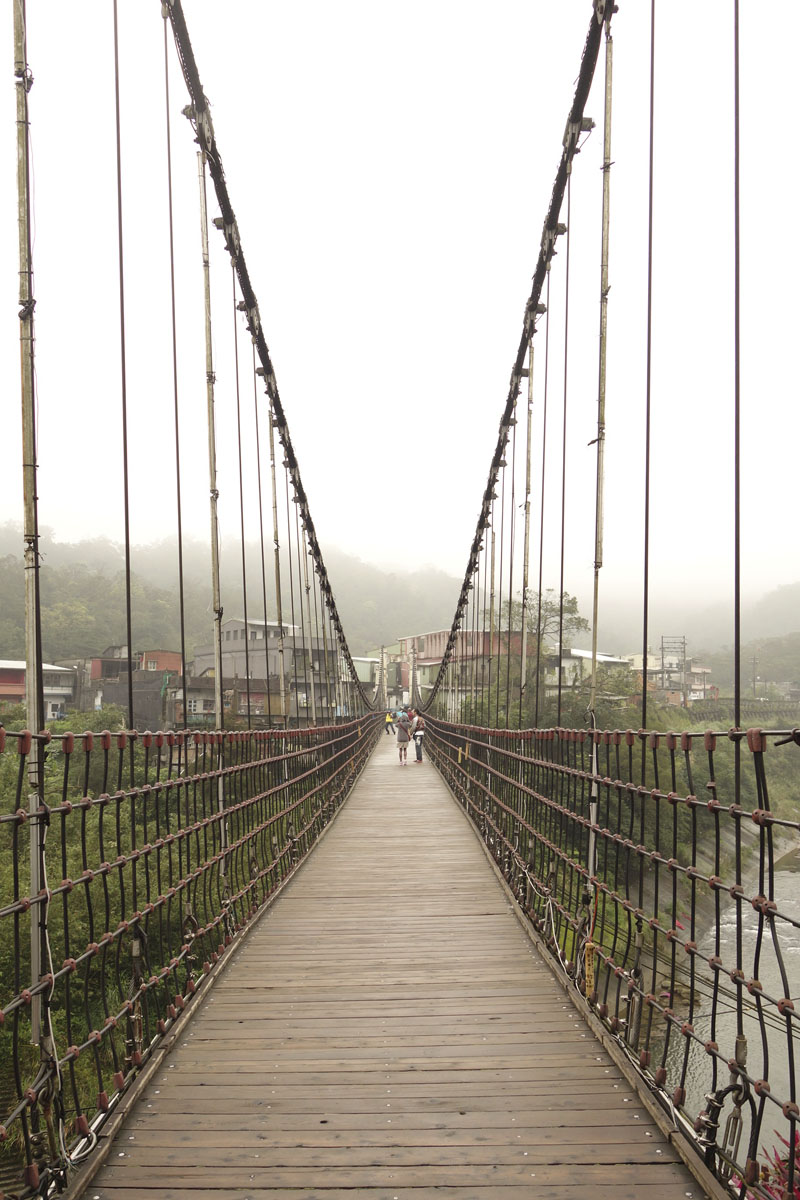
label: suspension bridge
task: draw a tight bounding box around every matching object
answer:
[2,3,799,1199]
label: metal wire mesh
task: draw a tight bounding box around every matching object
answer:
[0,716,381,1194]
[426,716,800,1194]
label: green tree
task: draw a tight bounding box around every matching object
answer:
[502,588,589,649]
[457,590,591,728]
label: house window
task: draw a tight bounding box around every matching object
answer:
[147,660,157,671]
[187,698,198,713]
[225,631,231,641]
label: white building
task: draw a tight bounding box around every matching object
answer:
[0,660,77,721]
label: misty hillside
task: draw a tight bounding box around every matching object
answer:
[0,525,463,660]
[1,524,798,675]
[594,585,800,661]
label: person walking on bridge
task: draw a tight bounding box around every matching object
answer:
[410,710,425,762]
[385,711,395,735]
[395,709,412,764]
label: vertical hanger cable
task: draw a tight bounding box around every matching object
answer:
[231,268,252,727]
[251,346,273,726]
[112,0,135,734]
[162,14,188,727]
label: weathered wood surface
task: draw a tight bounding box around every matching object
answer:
[87,735,706,1199]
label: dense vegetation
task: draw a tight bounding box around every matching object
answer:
[3,524,800,672]
[0,525,462,661]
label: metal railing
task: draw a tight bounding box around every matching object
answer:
[0,715,382,1195]
[426,716,800,1196]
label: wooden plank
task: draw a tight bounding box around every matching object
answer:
[129,1096,658,1117]
[127,1108,660,1133]
[112,1143,680,1167]
[95,1162,695,1187]
[85,736,706,1200]
[132,1082,641,1103]
[142,1075,623,1094]
[118,1124,665,1148]
[92,1188,701,1200]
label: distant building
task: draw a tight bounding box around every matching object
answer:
[138,649,183,674]
[94,669,174,730]
[351,657,379,688]
[87,644,130,682]
[0,660,77,721]
[66,646,183,727]
[626,649,716,706]
[192,618,292,679]
[189,617,355,727]
[166,673,286,727]
[397,628,526,709]
[544,647,630,696]
[366,643,407,709]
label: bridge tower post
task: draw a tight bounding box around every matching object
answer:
[197,150,225,732]
[15,0,47,1054]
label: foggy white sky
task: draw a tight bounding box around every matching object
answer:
[0,2,797,633]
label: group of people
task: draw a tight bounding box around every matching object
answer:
[384,707,425,765]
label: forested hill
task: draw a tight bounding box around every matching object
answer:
[0,525,462,661]
[2,524,799,671]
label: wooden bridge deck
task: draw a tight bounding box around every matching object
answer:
[86,734,707,1200]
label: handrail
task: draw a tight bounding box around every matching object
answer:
[425,715,800,1194]
[0,716,382,1194]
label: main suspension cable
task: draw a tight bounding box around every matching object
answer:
[165,0,372,711]
[424,4,608,710]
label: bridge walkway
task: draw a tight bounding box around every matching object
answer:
[85,733,706,1199]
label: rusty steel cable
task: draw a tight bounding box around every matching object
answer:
[162,12,189,729]
[283,468,304,724]
[251,343,274,727]
[641,0,656,740]
[164,0,372,712]
[535,272,551,728]
[231,271,253,728]
[556,183,570,728]
[495,461,506,725]
[505,404,518,728]
[112,0,135,732]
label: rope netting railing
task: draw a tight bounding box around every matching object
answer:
[0,715,382,1194]
[426,716,800,1195]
